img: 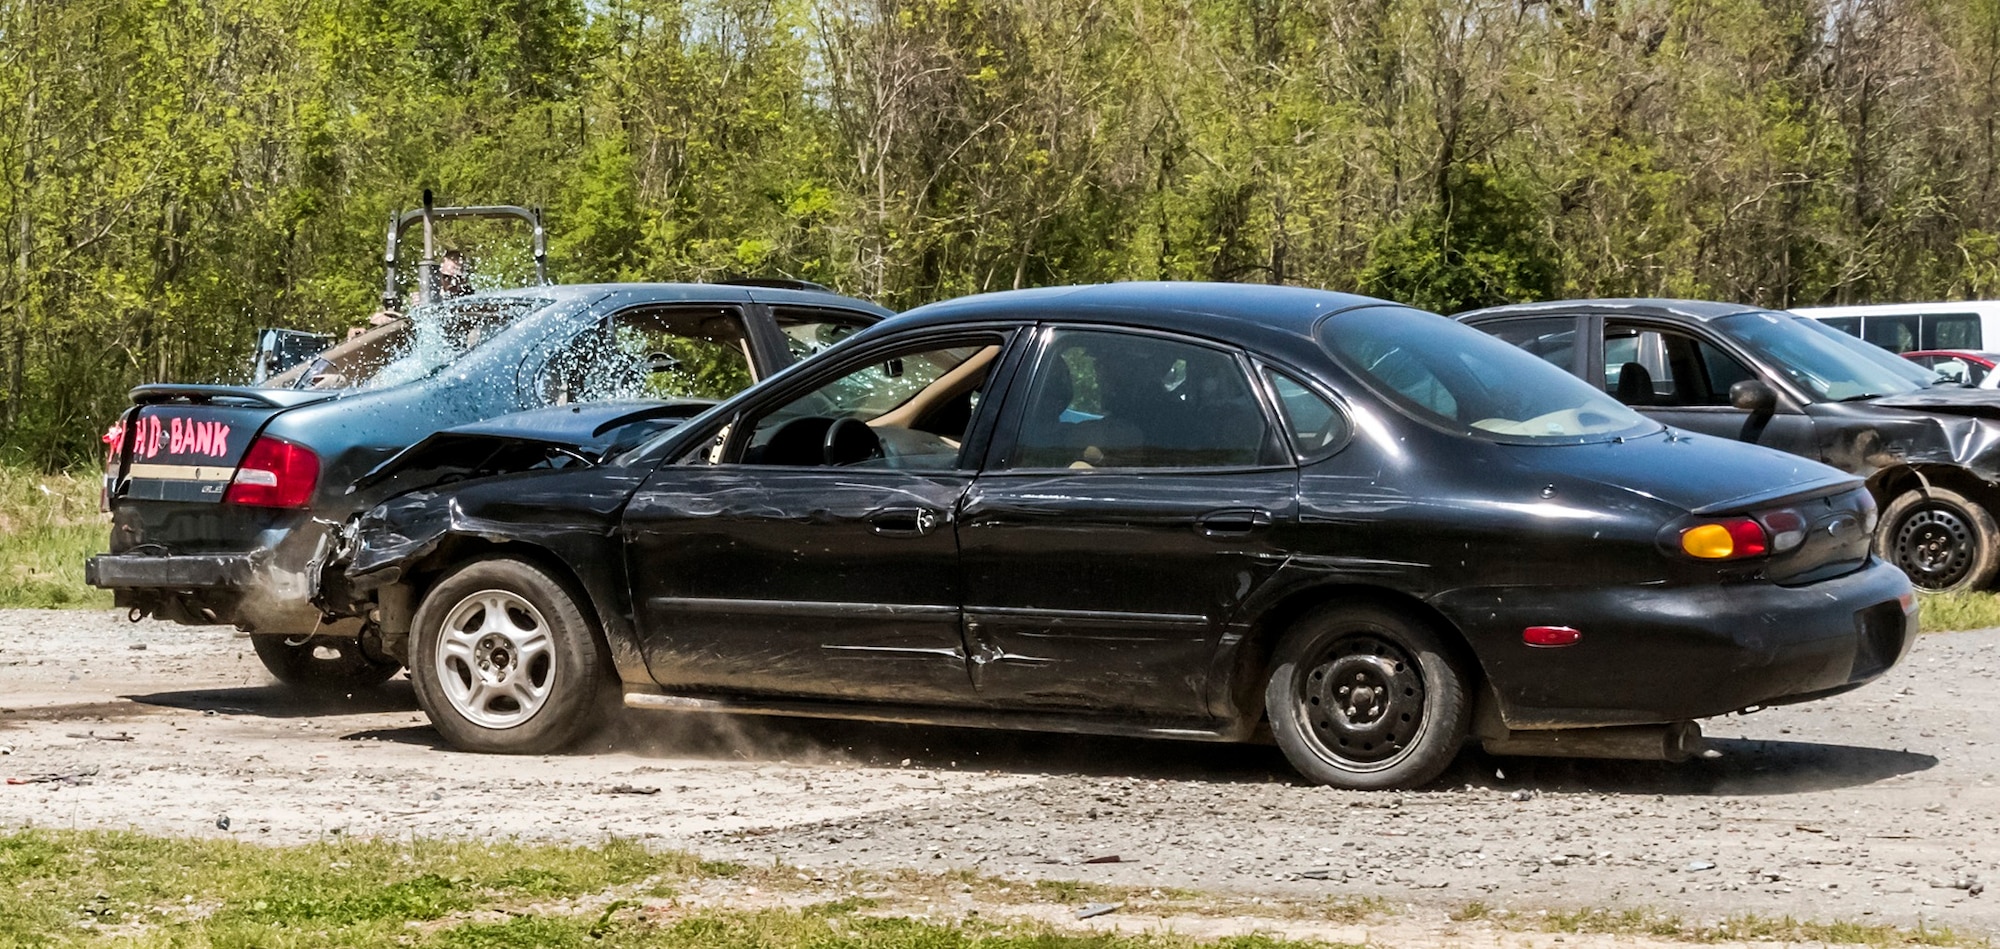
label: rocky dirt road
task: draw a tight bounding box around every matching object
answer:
[1,609,1995,936]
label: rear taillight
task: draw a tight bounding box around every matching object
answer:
[1679,517,1768,560]
[223,437,319,508]
[1759,509,1808,552]
[101,422,123,512]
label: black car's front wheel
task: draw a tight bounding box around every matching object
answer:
[409,558,614,754]
[250,634,401,690]
[1879,487,2000,592]
[1265,603,1471,789]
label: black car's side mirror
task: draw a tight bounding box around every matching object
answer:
[1730,379,1777,413]
[1730,379,1777,443]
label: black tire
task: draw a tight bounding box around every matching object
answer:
[250,634,401,690]
[408,558,614,754]
[1878,487,2000,592]
[1264,603,1471,790]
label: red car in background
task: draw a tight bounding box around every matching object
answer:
[1904,350,2000,388]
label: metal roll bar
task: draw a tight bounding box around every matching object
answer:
[382,189,548,310]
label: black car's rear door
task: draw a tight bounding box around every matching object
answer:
[621,327,1021,706]
[957,325,1297,719]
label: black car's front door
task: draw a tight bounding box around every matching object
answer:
[1598,319,1819,457]
[622,330,1017,705]
[958,326,1297,720]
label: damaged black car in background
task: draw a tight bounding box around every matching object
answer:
[1461,299,2000,592]
[86,282,889,689]
[319,282,1914,790]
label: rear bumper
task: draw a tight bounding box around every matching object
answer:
[85,549,326,633]
[1436,558,1917,728]
[86,552,261,590]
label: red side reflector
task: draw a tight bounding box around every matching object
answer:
[1524,626,1582,647]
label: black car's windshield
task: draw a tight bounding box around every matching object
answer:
[270,296,554,391]
[1324,307,1657,444]
[1716,310,1937,401]
[1798,316,1949,389]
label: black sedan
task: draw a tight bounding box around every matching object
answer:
[333,282,1914,789]
[1459,299,2000,592]
[87,282,889,688]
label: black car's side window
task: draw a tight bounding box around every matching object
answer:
[540,306,754,405]
[731,335,1007,470]
[1604,325,1754,408]
[1266,370,1349,458]
[1005,329,1278,470]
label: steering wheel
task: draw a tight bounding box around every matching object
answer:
[823,418,885,466]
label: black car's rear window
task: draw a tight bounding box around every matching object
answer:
[1322,306,1657,445]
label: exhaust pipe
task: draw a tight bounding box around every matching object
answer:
[1481,721,1703,763]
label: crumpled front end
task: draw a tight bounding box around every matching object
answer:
[339,489,468,590]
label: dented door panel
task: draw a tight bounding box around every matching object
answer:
[958,470,1297,717]
[623,466,977,704]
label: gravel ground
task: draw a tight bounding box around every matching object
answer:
[1,609,1995,936]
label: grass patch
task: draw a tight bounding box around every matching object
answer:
[0,829,1983,948]
[1031,878,1116,903]
[1919,590,2000,632]
[0,466,110,609]
[1499,905,1985,947]
[1704,913,1979,948]
[0,829,694,945]
[0,829,1367,949]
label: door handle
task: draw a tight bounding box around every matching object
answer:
[1195,509,1274,537]
[868,508,941,537]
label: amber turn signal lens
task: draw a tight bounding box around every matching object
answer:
[1680,517,1768,560]
[1681,524,1736,558]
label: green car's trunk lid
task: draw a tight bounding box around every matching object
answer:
[111,384,336,503]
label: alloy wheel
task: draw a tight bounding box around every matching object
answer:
[435,589,555,729]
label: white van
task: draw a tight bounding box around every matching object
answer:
[1792,301,2000,354]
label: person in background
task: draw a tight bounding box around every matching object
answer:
[437,249,472,299]
[350,248,473,338]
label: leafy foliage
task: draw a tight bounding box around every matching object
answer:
[5,0,2000,467]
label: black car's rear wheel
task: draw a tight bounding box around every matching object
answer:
[250,634,401,690]
[1879,487,2000,592]
[409,558,614,754]
[1265,603,1470,789]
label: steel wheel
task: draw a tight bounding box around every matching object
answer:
[1295,634,1427,771]
[1892,506,1975,588]
[435,590,555,729]
[1879,487,2000,592]
[1266,603,1470,789]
